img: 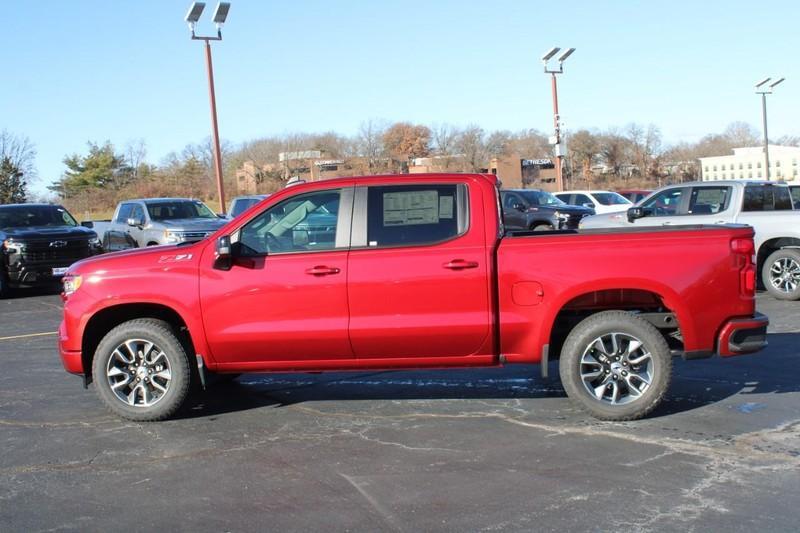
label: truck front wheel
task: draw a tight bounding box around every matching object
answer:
[559,311,671,421]
[92,318,192,421]
[762,249,800,300]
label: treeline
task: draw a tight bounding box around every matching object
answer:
[3,121,799,214]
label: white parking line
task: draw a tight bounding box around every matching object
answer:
[0,332,58,341]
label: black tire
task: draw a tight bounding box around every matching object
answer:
[532,223,555,232]
[92,318,192,421]
[762,249,800,301]
[558,311,672,421]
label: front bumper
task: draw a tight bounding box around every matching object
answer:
[58,320,84,375]
[7,263,71,287]
[717,312,769,357]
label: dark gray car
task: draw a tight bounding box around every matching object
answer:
[500,189,594,232]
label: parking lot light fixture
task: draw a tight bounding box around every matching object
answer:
[212,2,231,27]
[542,47,561,62]
[542,46,576,192]
[755,76,785,181]
[184,2,231,214]
[185,2,205,34]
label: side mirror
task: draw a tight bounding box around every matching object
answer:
[127,216,144,227]
[214,235,232,271]
[583,202,595,209]
[627,207,650,222]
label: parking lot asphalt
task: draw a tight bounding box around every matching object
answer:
[1,290,798,532]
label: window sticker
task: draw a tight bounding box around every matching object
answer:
[383,190,439,226]
[439,196,454,219]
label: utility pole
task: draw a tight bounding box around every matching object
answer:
[542,47,575,192]
[755,76,785,181]
[185,2,231,214]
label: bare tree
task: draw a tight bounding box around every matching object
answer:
[568,129,601,180]
[456,126,487,172]
[431,123,458,156]
[0,130,37,180]
[356,119,388,172]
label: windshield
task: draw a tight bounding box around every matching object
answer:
[146,200,217,221]
[518,190,566,207]
[593,192,632,206]
[0,205,78,229]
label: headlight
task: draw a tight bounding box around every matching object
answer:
[63,275,83,295]
[164,230,183,243]
[555,211,570,220]
[89,237,102,248]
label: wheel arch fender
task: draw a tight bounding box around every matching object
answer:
[80,301,210,380]
[537,279,693,355]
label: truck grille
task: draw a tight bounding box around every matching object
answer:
[180,232,211,241]
[21,239,92,263]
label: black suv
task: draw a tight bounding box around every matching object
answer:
[0,204,101,297]
[500,189,595,232]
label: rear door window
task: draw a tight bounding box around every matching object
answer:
[573,193,593,206]
[688,186,731,215]
[366,184,467,247]
[743,185,794,211]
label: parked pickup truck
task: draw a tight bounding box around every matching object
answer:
[579,180,800,300]
[1,203,101,297]
[500,189,594,231]
[58,173,767,422]
[83,198,227,250]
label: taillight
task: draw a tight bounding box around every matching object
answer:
[731,238,756,297]
[731,238,754,255]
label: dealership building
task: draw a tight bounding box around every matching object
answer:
[700,145,800,182]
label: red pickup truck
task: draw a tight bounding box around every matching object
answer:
[58,173,767,422]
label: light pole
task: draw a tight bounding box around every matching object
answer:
[755,76,784,181]
[542,46,575,192]
[185,2,231,214]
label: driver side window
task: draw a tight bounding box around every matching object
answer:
[237,189,341,255]
[641,188,687,216]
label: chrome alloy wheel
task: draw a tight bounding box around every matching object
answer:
[769,257,800,294]
[106,339,172,407]
[579,332,653,405]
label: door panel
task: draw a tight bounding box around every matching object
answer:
[199,187,354,364]
[347,183,491,359]
[200,251,352,363]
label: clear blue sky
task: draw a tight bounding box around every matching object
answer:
[2,0,798,194]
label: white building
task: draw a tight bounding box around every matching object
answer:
[700,145,800,182]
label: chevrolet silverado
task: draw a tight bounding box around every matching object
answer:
[58,173,767,421]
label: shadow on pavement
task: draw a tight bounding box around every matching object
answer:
[178,332,800,420]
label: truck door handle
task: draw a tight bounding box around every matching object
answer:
[443,259,479,270]
[305,265,341,276]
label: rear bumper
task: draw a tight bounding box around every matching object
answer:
[58,320,84,375]
[717,312,769,357]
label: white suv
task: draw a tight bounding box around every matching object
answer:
[555,190,632,214]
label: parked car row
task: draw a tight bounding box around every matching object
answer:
[1,195,271,298]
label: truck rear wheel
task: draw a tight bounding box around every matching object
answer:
[92,318,192,421]
[559,311,671,421]
[762,249,800,300]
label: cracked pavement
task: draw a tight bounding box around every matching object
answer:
[1,290,798,532]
